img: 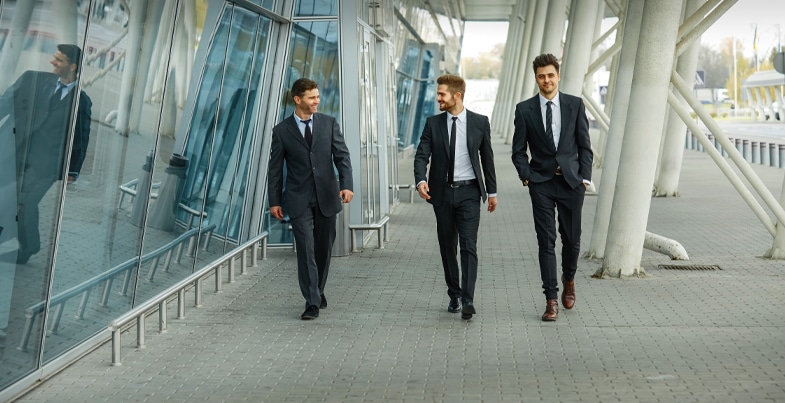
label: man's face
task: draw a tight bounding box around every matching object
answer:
[535,65,560,98]
[437,84,459,111]
[294,88,320,115]
[50,51,76,79]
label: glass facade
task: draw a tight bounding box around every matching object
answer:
[0,0,463,395]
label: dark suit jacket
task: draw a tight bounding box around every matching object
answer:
[267,112,353,219]
[414,110,497,207]
[511,92,592,189]
[1,71,92,190]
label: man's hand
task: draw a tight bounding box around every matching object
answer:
[340,189,354,203]
[487,196,497,213]
[417,182,431,200]
[270,206,284,221]
[67,175,76,184]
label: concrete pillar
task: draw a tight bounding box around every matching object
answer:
[130,0,166,134]
[776,88,785,123]
[491,0,527,137]
[115,0,149,136]
[0,0,34,88]
[601,1,684,277]
[561,0,601,96]
[540,0,569,56]
[654,0,703,197]
[500,0,539,144]
[763,86,773,120]
[587,0,645,260]
[52,0,79,46]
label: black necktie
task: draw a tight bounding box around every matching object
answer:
[51,82,63,103]
[303,119,312,146]
[448,116,457,184]
[545,101,554,147]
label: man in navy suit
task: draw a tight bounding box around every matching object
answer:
[414,74,497,320]
[268,78,353,321]
[0,44,92,265]
[512,54,593,321]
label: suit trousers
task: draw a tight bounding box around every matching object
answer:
[290,202,336,308]
[528,175,585,300]
[433,184,481,303]
[17,181,54,257]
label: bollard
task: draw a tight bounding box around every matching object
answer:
[780,145,785,168]
[771,143,779,168]
[761,142,769,166]
[751,141,760,164]
[735,138,742,154]
[742,140,750,162]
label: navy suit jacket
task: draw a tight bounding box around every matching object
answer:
[511,92,592,189]
[267,112,353,219]
[414,109,497,207]
[0,71,92,190]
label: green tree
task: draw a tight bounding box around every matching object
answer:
[460,43,505,79]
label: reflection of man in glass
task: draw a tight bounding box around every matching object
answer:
[0,44,93,265]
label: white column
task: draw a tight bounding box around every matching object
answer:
[587,0,645,260]
[0,0,34,88]
[767,175,785,259]
[491,0,526,137]
[601,0,684,277]
[53,0,79,45]
[540,0,569,56]
[130,0,165,134]
[497,0,535,142]
[655,0,703,196]
[115,0,149,135]
[504,0,548,144]
[560,0,601,97]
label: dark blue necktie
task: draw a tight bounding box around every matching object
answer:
[51,82,63,103]
[303,119,312,146]
[546,101,554,147]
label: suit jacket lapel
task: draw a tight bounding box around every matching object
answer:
[558,93,573,150]
[439,112,450,156]
[285,115,308,147]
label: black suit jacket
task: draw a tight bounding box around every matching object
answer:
[511,92,592,188]
[267,112,353,219]
[414,110,497,206]
[1,71,92,190]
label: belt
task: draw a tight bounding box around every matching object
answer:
[449,179,478,188]
[554,168,563,175]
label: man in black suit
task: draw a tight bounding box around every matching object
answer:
[414,74,497,320]
[268,78,354,321]
[0,44,92,265]
[512,54,593,321]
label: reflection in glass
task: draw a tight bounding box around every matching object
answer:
[295,0,338,17]
[265,20,340,245]
[0,0,89,388]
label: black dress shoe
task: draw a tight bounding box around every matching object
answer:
[447,298,461,313]
[461,302,476,320]
[301,305,319,320]
[320,295,327,309]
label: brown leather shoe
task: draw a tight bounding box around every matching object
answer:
[542,299,559,321]
[561,275,576,310]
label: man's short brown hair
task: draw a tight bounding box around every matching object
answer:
[291,78,318,100]
[436,74,466,97]
[532,53,560,74]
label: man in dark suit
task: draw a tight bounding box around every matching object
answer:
[512,54,593,321]
[0,44,92,265]
[414,74,497,320]
[268,78,353,321]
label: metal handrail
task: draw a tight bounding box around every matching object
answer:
[16,224,214,351]
[107,230,269,366]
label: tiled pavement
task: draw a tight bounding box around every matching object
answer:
[14,135,785,402]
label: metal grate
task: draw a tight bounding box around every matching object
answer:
[658,264,721,271]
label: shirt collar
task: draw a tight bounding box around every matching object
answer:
[539,92,560,108]
[57,79,78,92]
[293,112,313,123]
[448,108,467,122]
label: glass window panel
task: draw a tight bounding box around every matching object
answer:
[294,0,338,17]
[0,0,87,387]
[265,20,340,245]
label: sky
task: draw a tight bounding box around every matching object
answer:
[461,1,785,59]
